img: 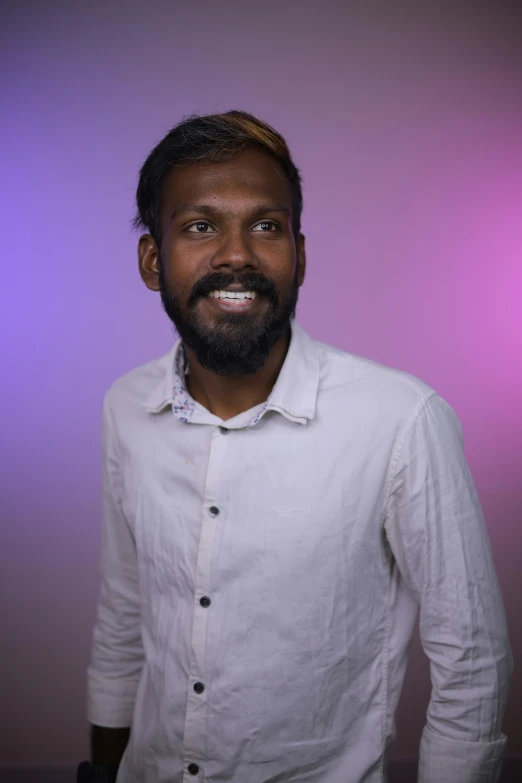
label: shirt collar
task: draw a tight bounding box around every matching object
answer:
[141,321,320,426]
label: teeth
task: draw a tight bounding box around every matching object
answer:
[209,290,257,300]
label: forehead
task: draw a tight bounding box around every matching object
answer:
[161,145,292,212]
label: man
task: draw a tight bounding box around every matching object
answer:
[82,111,512,783]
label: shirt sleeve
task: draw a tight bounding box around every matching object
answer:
[86,393,145,727]
[383,393,513,783]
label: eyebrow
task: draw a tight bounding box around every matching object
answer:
[170,203,291,222]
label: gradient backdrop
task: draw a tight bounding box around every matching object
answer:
[1,0,521,772]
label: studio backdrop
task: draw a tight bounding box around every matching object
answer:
[1,0,520,775]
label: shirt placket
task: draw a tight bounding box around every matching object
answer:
[182,426,229,782]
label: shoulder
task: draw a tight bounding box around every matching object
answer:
[313,335,441,428]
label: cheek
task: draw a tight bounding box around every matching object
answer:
[271,259,298,290]
[262,243,296,275]
[162,249,195,293]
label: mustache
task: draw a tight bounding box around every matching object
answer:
[187,272,278,306]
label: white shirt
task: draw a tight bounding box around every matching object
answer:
[86,321,512,783]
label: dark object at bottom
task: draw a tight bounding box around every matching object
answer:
[76,761,119,783]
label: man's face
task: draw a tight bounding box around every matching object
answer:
[138,145,306,375]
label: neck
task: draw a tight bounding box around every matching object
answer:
[184,328,291,422]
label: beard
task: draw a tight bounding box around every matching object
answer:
[158,264,300,376]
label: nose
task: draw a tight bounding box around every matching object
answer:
[210,226,258,272]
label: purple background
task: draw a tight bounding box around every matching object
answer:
[1,0,520,768]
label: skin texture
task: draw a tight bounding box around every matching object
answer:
[138,145,306,421]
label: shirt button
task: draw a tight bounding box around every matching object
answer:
[188,763,199,775]
[193,681,205,694]
[219,426,229,434]
[200,596,211,608]
[208,505,220,517]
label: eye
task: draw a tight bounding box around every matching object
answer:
[252,220,279,232]
[186,221,215,233]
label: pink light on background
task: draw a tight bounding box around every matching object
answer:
[0,0,520,769]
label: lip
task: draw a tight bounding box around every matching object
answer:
[203,294,264,313]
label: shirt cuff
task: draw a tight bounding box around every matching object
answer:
[86,671,140,727]
[418,724,508,783]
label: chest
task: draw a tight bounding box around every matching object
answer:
[118,411,394,598]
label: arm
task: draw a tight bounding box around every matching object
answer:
[86,394,144,754]
[75,726,130,782]
[90,724,130,765]
[383,394,513,783]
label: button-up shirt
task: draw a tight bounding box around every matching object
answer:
[86,321,512,783]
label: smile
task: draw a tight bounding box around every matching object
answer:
[204,289,262,311]
[209,290,258,302]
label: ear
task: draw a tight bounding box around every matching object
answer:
[138,234,161,292]
[296,233,306,287]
